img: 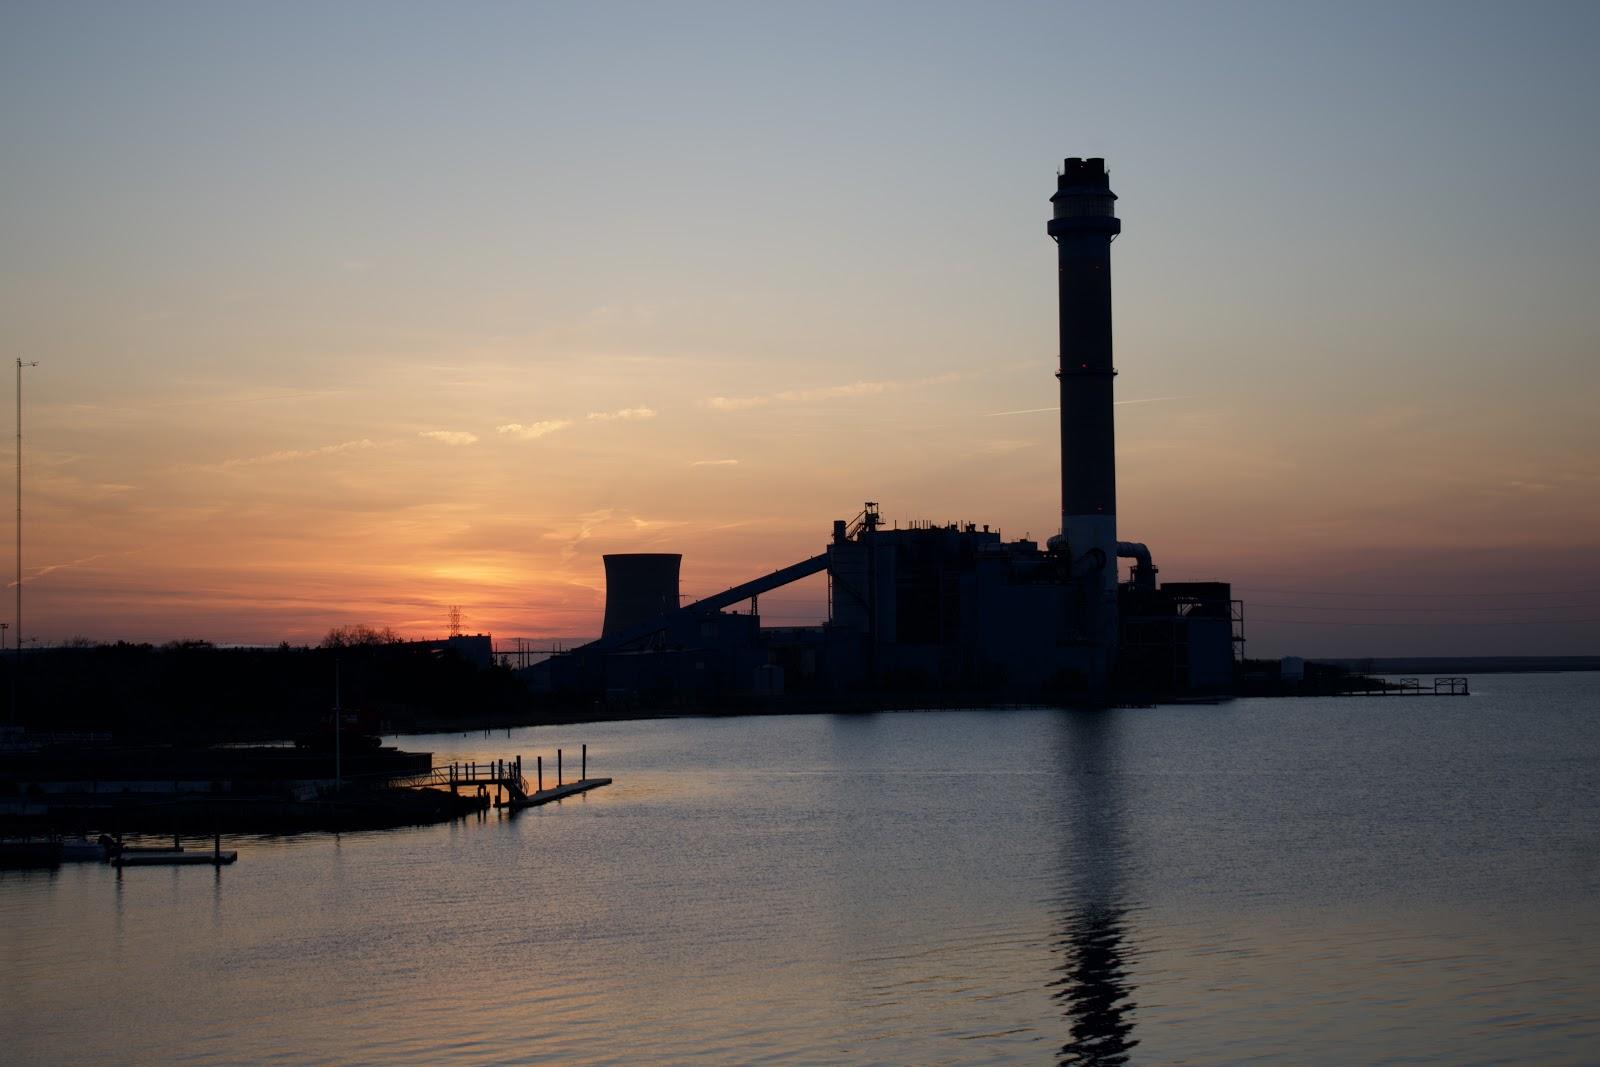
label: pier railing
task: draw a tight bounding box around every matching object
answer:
[1337,676,1470,696]
[385,744,608,814]
[390,759,529,800]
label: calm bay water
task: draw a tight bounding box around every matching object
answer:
[4,674,1598,1065]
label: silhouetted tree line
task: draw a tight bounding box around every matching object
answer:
[321,624,402,648]
[0,635,533,742]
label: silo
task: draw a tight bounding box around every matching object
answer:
[601,553,682,639]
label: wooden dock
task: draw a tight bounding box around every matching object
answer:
[390,744,611,811]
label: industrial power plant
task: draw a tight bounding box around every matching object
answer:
[533,158,1242,705]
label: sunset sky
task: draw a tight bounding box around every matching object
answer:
[3,2,1597,657]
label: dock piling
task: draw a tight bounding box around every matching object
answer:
[582,744,587,779]
[537,755,543,791]
[557,748,562,787]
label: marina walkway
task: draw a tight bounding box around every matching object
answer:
[390,747,611,809]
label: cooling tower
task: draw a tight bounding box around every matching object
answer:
[601,553,682,639]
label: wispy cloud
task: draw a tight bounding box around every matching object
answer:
[691,458,740,467]
[707,374,959,412]
[586,407,657,422]
[206,438,381,471]
[982,395,1190,417]
[541,507,615,563]
[630,515,685,530]
[497,420,572,440]
[706,395,768,412]
[419,430,479,446]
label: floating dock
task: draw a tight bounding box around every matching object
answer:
[113,849,237,867]
[504,777,612,810]
[110,833,237,867]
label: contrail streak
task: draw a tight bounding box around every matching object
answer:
[7,552,117,588]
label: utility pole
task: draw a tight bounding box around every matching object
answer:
[15,360,36,725]
[334,658,342,793]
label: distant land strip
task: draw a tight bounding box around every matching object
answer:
[1308,656,1600,674]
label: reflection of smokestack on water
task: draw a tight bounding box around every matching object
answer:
[1047,157,1122,676]
[601,553,682,639]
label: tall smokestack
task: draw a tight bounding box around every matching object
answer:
[1047,157,1121,678]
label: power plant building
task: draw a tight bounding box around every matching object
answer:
[531,159,1241,705]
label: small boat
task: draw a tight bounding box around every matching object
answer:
[58,838,109,863]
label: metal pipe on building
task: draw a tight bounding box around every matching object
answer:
[1116,541,1157,592]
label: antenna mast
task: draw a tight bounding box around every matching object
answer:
[15,359,36,723]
